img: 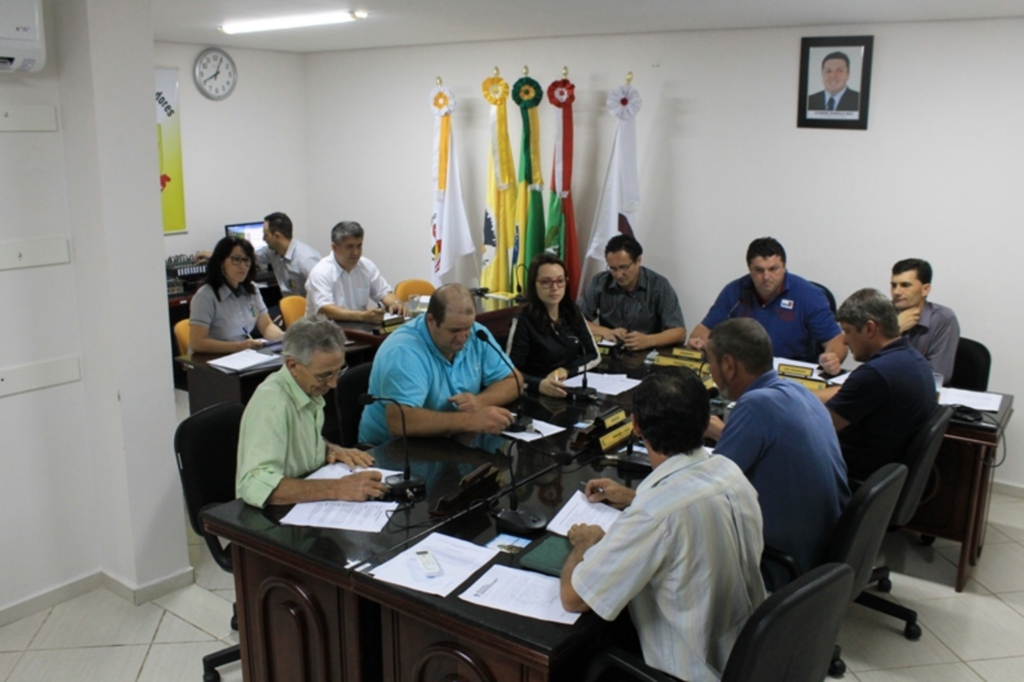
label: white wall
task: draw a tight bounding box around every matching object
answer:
[302,20,1024,485]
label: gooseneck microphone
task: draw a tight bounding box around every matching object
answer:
[474,329,533,432]
[358,393,426,499]
[494,441,548,535]
[563,334,597,400]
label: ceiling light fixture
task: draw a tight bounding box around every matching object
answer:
[220,10,368,35]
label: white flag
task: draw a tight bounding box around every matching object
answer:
[430,86,476,286]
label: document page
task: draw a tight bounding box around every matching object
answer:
[370,533,499,597]
[459,564,580,625]
[940,388,1002,412]
[562,373,640,396]
[280,500,397,532]
[547,490,623,536]
[207,349,282,373]
[503,417,565,442]
[304,462,402,480]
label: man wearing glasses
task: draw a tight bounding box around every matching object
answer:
[578,235,687,350]
[236,316,387,508]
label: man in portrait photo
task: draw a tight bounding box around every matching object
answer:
[807,50,860,112]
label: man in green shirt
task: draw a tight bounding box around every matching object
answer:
[236,316,387,508]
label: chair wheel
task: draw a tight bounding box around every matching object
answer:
[877,577,892,593]
[203,671,221,682]
[920,535,936,546]
[829,657,846,677]
[905,622,922,640]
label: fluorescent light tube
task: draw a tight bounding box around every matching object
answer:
[220,10,366,35]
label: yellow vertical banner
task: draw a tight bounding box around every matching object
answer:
[156,68,186,234]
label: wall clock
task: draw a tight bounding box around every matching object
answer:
[193,47,237,101]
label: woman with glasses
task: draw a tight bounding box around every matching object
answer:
[506,254,600,397]
[189,236,284,353]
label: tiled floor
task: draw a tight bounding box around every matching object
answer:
[1,389,1021,680]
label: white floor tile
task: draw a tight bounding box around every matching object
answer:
[29,588,161,649]
[985,497,1024,543]
[8,645,147,682]
[138,642,244,682]
[0,652,21,681]
[854,662,983,681]
[212,588,237,604]
[154,612,217,644]
[937,542,1024,594]
[153,584,234,640]
[966,655,1024,681]
[994,590,1024,619]
[192,543,236,592]
[904,591,1024,660]
[873,532,988,600]
[837,602,958,672]
[0,610,47,652]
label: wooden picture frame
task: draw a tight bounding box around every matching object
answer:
[798,35,873,131]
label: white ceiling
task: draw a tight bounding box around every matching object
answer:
[153,0,1024,54]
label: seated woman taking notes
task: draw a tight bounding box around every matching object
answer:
[506,254,600,398]
[189,236,284,354]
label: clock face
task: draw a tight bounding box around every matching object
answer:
[194,48,237,101]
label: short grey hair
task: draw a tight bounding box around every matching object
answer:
[707,318,774,376]
[427,283,475,325]
[282,315,347,365]
[331,221,364,244]
[836,288,900,338]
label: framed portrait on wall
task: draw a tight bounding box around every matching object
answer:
[797,35,873,131]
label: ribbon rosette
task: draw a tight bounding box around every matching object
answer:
[512,76,543,109]
[431,86,455,116]
[482,76,510,105]
[606,84,642,120]
[547,79,575,108]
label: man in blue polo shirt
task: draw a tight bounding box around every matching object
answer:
[358,284,522,445]
[817,289,936,482]
[705,318,849,590]
[688,237,846,372]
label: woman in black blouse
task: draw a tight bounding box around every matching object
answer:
[506,253,600,397]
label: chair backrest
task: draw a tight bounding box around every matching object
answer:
[950,337,991,392]
[173,318,191,355]
[722,563,854,682]
[173,401,244,572]
[333,362,373,447]
[395,278,436,301]
[825,463,908,598]
[279,295,307,329]
[810,281,837,314]
[892,405,954,527]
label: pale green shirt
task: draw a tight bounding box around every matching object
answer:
[236,366,326,508]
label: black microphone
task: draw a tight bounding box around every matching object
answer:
[358,393,426,499]
[563,334,597,401]
[474,329,533,432]
[494,441,547,535]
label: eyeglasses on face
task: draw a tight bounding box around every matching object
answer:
[228,255,252,266]
[606,261,635,274]
[537,277,567,289]
[310,363,349,383]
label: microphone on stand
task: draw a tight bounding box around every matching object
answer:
[474,329,533,432]
[563,334,597,401]
[358,393,426,499]
[494,440,547,535]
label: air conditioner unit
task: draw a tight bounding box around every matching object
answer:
[0,0,45,73]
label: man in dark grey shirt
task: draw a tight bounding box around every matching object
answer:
[579,235,686,351]
[891,258,960,384]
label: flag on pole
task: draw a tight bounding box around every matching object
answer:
[480,74,518,294]
[511,75,546,294]
[545,77,582,299]
[581,84,643,288]
[429,86,475,287]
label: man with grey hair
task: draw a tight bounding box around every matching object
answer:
[304,221,407,322]
[816,289,936,482]
[236,316,386,508]
[359,284,522,445]
[705,318,849,590]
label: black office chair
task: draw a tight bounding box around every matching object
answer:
[811,281,838,314]
[583,563,854,682]
[174,401,244,682]
[329,361,374,448]
[949,337,991,392]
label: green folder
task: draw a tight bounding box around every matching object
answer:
[519,535,572,577]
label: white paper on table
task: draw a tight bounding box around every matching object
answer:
[826,372,852,386]
[940,387,1002,412]
[563,373,640,396]
[597,338,618,348]
[459,564,580,625]
[547,490,622,536]
[304,462,402,480]
[503,417,565,441]
[280,500,397,532]
[206,349,282,373]
[370,533,499,597]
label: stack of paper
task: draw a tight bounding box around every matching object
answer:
[546,490,623,536]
[207,349,282,373]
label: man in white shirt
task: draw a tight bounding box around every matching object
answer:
[304,221,407,324]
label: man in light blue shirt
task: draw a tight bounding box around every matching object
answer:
[358,284,522,445]
[257,211,321,297]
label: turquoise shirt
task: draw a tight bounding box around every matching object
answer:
[358,314,513,445]
[236,366,326,507]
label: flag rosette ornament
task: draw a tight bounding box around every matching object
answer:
[431,86,454,116]
[512,76,543,109]
[482,76,510,106]
[547,79,575,108]
[606,84,642,120]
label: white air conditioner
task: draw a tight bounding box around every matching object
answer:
[0,0,45,73]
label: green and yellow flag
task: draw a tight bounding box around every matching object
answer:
[511,75,545,294]
[480,74,518,294]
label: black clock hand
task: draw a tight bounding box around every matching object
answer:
[203,64,222,84]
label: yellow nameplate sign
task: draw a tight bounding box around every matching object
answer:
[653,355,702,370]
[671,347,703,360]
[597,407,627,430]
[779,375,827,391]
[599,422,634,452]
[777,364,814,378]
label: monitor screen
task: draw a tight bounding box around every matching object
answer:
[224,221,267,252]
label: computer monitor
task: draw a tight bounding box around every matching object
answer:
[225,221,267,252]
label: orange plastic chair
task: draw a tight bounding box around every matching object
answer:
[173,319,191,355]
[394,279,435,301]
[279,295,307,328]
